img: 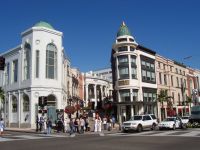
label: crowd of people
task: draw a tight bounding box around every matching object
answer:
[35,114,116,135]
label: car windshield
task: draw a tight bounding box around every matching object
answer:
[163,118,175,121]
[130,116,142,120]
[182,116,189,119]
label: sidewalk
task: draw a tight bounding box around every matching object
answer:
[5,126,121,135]
[5,128,40,134]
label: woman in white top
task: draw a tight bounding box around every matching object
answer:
[97,116,102,132]
[43,118,47,133]
[0,118,4,135]
[94,117,98,132]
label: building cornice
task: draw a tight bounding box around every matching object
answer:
[21,27,63,37]
[0,45,21,57]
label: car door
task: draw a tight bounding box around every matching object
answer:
[143,115,152,129]
[175,117,181,128]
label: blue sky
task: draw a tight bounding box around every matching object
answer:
[0,0,200,72]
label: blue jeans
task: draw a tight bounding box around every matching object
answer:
[47,127,51,134]
[69,127,74,135]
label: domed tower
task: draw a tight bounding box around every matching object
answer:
[111,22,157,123]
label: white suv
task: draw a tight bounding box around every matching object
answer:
[122,114,158,132]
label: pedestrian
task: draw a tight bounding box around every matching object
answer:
[44,118,47,134]
[0,118,5,136]
[107,116,111,131]
[112,115,116,128]
[36,115,39,132]
[103,116,107,130]
[64,117,70,133]
[39,115,44,132]
[94,116,98,132]
[80,117,85,134]
[57,119,63,133]
[85,116,89,131]
[69,118,74,135]
[97,116,102,132]
[47,118,52,135]
[74,118,79,133]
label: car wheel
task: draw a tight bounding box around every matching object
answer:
[137,125,142,132]
[122,129,128,133]
[181,123,187,129]
[151,123,156,130]
[159,127,163,131]
[173,124,176,130]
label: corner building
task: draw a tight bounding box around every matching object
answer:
[0,21,68,128]
[111,22,157,123]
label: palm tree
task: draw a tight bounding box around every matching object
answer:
[186,96,192,115]
[157,89,170,120]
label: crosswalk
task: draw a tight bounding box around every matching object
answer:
[106,130,200,137]
[0,134,69,142]
[1,130,200,142]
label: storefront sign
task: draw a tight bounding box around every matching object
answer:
[118,80,129,86]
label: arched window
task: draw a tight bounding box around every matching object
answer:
[47,95,56,106]
[12,96,17,112]
[23,94,29,112]
[46,44,57,79]
[24,43,31,80]
[35,50,40,78]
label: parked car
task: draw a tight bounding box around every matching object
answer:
[158,116,186,130]
[122,114,158,132]
[181,116,190,124]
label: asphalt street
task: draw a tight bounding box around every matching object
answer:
[1,130,200,150]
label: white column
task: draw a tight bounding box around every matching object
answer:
[100,85,103,100]
[105,86,108,97]
[8,92,11,127]
[30,91,36,129]
[85,84,88,106]
[117,105,121,124]
[4,94,7,127]
[94,84,97,108]
[130,89,133,102]
[131,105,134,116]
[18,90,21,128]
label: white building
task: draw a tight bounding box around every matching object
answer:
[111,22,157,123]
[0,21,68,128]
[93,68,112,82]
[84,71,113,109]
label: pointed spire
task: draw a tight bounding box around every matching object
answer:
[117,21,131,37]
[122,21,126,26]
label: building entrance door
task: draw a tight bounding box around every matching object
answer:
[47,106,56,124]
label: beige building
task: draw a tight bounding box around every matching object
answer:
[156,55,189,121]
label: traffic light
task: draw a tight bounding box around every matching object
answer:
[0,56,5,70]
[38,96,43,106]
[38,96,48,107]
[44,96,47,106]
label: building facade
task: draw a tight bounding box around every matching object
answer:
[111,22,157,123]
[0,21,68,128]
[84,71,112,109]
[156,55,190,120]
[93,68,112,82]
